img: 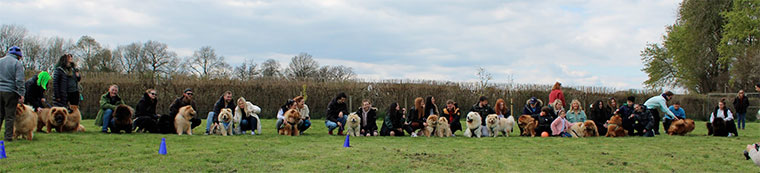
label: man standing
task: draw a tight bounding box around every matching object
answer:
[643,91,677,135]
[734,90,749,130]
[0,46,25,141]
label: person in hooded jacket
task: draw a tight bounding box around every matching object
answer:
[535,107,555,136]
[325,92,348,135]
[52,54,81,108]
[24,71,51,112]
[630,104,654,137]
[157,88,200,134]
[442,100,462,135]
[588,100,610,136]
[134,89,159,133]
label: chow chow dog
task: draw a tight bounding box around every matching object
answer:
[436,117,452,137]
[174,105,196,135]
[517,115,538,137]
[569,120,599,138]
[486,114,515,137]
[668,118,695,136]
[345,113,362,137]
[278,109,301,136]
[212,108,234,136]
[63,105,84,132]
[420,114,439,137]
[42,107,68,133]
[463,112,482,138]
[605,115,627,137]
[13,104,38,141]
[110,104,134,134]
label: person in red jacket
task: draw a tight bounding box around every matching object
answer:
[549,82,566,108]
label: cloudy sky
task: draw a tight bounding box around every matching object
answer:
[0,0,680,89]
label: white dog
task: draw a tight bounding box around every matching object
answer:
[485,114,515,137]
[463,112,482,138]
[345,113,362,137]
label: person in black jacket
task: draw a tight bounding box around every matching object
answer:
[631,104,654,137]
[407,97,426,137]
[134,89,159,133]
[442,100,462,135]
[589,100,610,136]
[325,92,348,135]
[424,96,439,116]
[205,91,236,135]
[734,90,750,130]
[470,96,495,136]
[535,107,555,136]
[157,88,201,134]
[52,54,81,108]
[356,99,378,136]
[23,71,51,112]
[380,102,412,136]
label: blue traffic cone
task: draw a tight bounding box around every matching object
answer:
[0,141,7,159]
[158,138,167,155]
[343,135,351,148]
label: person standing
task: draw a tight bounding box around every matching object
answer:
[733,90,749,130]
[95,85,124,133]
[549,82,566,108]
[0,46,25,141]
[24,71,51,112]
[643,91,677,135]
[52,54,81,108]
[325,92,348,135]
[470,96,495,137]
[205,91,236,135]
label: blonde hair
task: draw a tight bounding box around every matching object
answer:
[569,99,583,113]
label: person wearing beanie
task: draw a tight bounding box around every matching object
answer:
[0,46,25,141]
[24,71,52,112]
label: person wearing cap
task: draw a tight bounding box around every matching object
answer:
[470,96,496,136]
[522,97,543,117]
[618,96,636,136]
[205,91,236,135]
[549,82,566,108]
[24,71,51,112]
[94,84,125,133]
[0,46,25,141]
[643,91,678,135]
[52,53,81,108]
[158,88,200,134]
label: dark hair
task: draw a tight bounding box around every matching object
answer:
[281,99,296,113]
[389,102,400,117]
[674,101,681,105]
[335,92,347,100]
[540,107,553,114]
[756,82,760,88]
[223,91,232,96]
[627,96,636,102]
[56,54,71,68]
[424,96,436,115]
[479,96,488,102]
[664,91,674,97]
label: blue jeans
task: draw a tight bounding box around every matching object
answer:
[559,132,572,137]
[101,109,113,132]
[325,116,347,132]
[737,112,746,129]
[206,112,216,132]
[299,119,311,132]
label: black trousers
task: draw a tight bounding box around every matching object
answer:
[649,109,661,134]
[663,118,673,134]
[0,92,19,140]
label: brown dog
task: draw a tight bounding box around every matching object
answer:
[668,118,695,136]
[13,104,38,141]
[568,120,600,137]
[605,115,627,137]
[62,105,84,132]
[111,105,134,134]
[278,109,301,136]
[517,115,537,137]
[175,105,196,135]
[43,107,68,133]
[36,108,50,132]
[436,117,452,137]
[421,114,439,137]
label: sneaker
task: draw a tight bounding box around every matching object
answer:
[451,134,456,137]
[329,131,334,135]
[411,133,418,137]
[337,131,344,136]
[728,133,734,137]
[251,131,256,135]
[204,131,210,135]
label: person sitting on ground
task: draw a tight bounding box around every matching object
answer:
[407,97,426,137]
[708,98,738,137]
[157,88,201,134]
[666,101,686,133]
[523,97,543,118]
[471,96,496,136]
[294,96,310,135]
[442,100,462,136]
[23,71,51,112]
[380,102,412,136]
[235,97,261,135]
[95,85,124,133]
[206,91,236,135]
[356,99,378,136]
[276,99,297,131]
[566,99,587,123]
[548,99,563,119]
[551,110,573,137]
[133,89,159,133]
[535,107,555,136]
[325,92,348,135]
[589,100,610,136]
[631,104,654,137]
[618,96,636,136]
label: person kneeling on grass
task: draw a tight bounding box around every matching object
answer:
[630,104,654,137]
[356,99,378,136]
[442,100,462,136]
[95,85,124,133]
[535,107,555,136]
[276,99,297,132]
[325,92,348,135]
[294,96,311,135]
[157,88,201,134]
[551,110,573,137]
[235,97,261,135]
[205,91,236,135]
[380,102,413,136]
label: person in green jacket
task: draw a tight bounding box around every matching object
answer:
[94,85,125,133]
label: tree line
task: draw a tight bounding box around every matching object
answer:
[642,0,760,94]
[0,24,355,83]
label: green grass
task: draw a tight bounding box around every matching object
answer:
[1,119,758,172]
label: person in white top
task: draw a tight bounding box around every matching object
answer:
[708,98,738,137]
[643,91,677,135]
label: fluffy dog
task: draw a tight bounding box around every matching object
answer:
[605,115,627,137]
[420,114,439,137]
[110,104,134,134]
[13,104,38,141]
[278,109,301,136]
[345,113,362,137]
[708,118,727,136]
[569,120,599,138]
[517,115,538,137]
[42,107,67,133]
[668,118,695,135]
[486,114,515,137]
[214,108,233,136]
[62,105,84,132]
[209,123,227,136]
[174,105,196,135]
[463,112,482,138]
[37,108,50,133]
[436,117,452,137]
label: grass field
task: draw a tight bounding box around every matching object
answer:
[1,119,758,172]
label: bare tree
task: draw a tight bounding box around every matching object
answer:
[261,59,281,77]
[187,46,229,79]
[94,48,120,72]
[114,42,145,74]
[234,58,260,80]
[42,37,75,72]
[0,24,28,57]
[142,40,178,81]
[286,52,319,79]
[476,67,493,96]
[74,36,103,72]
[21,36,44,71]
[317,65,356,81]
